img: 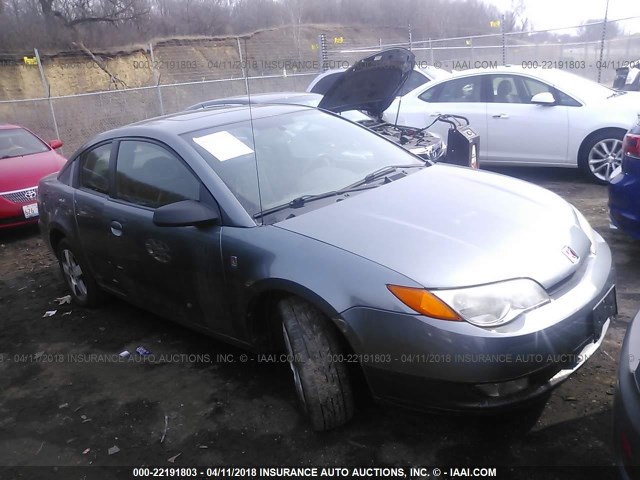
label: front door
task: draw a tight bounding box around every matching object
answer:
[485,74,570,165]
[104,139,233,335]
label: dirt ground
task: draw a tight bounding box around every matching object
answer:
[1,167,639,479]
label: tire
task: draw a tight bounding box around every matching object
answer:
[278,297,354,431]
[56,238,103,307]
[579,129,625,184]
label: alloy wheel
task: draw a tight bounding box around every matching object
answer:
[60,249,88,301]
[588,138,623,182]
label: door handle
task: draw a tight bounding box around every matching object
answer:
[429,112,442,117]
[110,221,123,237]
[492,113,509,119]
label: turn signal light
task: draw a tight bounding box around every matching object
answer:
[387,285,461,321]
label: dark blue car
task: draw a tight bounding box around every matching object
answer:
[613,311,640,478]
[610,120,640,239]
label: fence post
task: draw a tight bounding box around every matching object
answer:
[34,48,60,142]
[597,0,610,83]
[319,34,328,72]
[501,15,506,65]
[429,38,434,65]
[379,38,382,51]
[149,43,165,115]
[235,37,251,97]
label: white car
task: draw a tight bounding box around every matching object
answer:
[306,65,451,97]
[383,66,640,183]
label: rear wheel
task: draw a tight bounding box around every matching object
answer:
[56,238,103,307]
[579,130,625,184]
[278,297,354,431]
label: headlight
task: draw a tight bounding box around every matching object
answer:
[409,142,444,161]
[572,206,597,255]
[431,279,550,327]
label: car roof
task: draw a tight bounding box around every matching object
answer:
[444,65,576,78]
[95,103,313,140]
[0,124,22,130]
[188,92,322,110]
[221,92,320,102]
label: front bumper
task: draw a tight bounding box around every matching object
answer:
[340,235,616,411]
[0,187,39,229]
[613,311,640,478]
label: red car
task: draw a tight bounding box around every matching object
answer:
[0,124,67,229]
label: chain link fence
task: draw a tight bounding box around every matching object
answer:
[1,19,638,157]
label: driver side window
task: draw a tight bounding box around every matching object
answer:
[115,140,200,209]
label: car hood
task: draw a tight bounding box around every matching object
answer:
[604,91,640,107]
[276,165,591,290]
[0,150,66,192]
[318,48,415,118]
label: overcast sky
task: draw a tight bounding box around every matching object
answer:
[485,0,640,34]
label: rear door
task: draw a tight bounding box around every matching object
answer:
[73,142,115,286]
[103,139,233,334]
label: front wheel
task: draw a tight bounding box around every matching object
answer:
[56,238,103,307]
[278,297,354,431]
[579,130,625,184]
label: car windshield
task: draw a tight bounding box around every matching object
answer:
[0,128,50,159]
[184,109,424,217]
[542,69,615,100]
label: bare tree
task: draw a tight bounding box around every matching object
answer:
[579,18,620,41]
[0,0,523,50]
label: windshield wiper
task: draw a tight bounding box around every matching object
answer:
[254,184,379,219]
[345,164,427,189]
[607,90,627,98]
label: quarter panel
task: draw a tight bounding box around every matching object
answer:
[38,173,77,252]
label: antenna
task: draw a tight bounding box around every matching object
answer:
[241,37,264,223]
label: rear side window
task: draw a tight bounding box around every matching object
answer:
[420,76,483,103]
[398,70,429,96]
[79,143,112,194]
[115,140,200,209]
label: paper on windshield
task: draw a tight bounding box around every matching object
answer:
[193,131,254,161]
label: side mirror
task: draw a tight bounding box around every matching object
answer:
[153,200,220,227]
[531,92,556,106]
[49,139,63,149]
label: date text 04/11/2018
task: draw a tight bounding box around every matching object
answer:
[130,466,499,477]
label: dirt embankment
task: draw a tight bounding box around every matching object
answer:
[0,25,412,100]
